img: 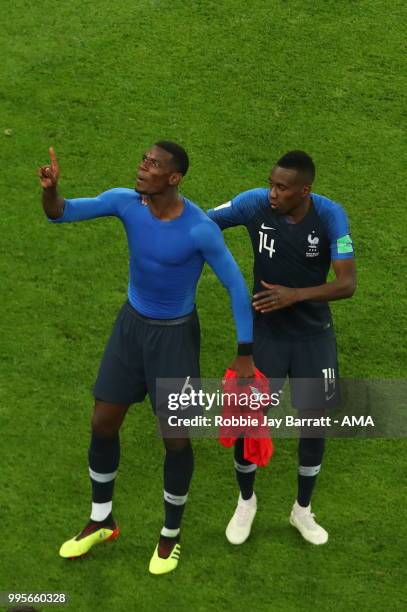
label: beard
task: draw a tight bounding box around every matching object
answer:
[135,186,166,197]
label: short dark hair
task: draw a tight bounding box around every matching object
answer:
[277,150,315,183]
[155,140,189,176]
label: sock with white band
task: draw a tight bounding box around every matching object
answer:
[297,437,325,507]
[163,444,194,531]
[234,437,257,500]
[88,432,120,522]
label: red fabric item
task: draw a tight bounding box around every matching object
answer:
[219,368,274,467]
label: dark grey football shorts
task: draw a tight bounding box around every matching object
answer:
[253,323,340,410]
[93,301,200,415]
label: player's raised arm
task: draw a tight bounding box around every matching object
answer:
[38,147,65,219]
[192,219,255,378]
[38,148,128,224]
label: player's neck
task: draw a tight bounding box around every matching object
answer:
[285,196,311,224]
[146,192,184,221]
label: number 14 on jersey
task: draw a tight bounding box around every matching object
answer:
[259,230,276,258]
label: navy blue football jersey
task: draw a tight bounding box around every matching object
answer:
[208,188,354,339]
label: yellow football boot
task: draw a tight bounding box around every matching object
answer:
[59,518,120,559]
[149,542,181,575]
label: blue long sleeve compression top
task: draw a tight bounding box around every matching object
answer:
[50,188,253,343]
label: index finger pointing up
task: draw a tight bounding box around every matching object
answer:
[49,146,58,170]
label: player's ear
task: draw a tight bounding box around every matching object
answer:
[169,172,182,187]
[302,183,311,197]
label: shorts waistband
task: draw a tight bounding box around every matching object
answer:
[254,321,334,341]
[124,301,195,326]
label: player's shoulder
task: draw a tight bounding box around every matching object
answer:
[231,187,269,209]
[98,187,139,203]
[230,188,269,223]
[312,192,350,237]
[312,193,346,215]
[184,197,207,220]
[208,187,268,226]
[185,198,223,241]
[100,187,134,197]
[233,187,269,202]
[186,198,219,229]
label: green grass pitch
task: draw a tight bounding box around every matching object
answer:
[1,0,406,610]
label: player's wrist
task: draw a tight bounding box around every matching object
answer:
[237,342,253,356]
[42,185,59,199]
[293,287,304,303]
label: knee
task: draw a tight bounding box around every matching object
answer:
[91,413,117,438]
[91,401,123,438]
[164,438,191,453]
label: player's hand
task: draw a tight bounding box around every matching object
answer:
[38,147,60,189]
[252,280,300,313]
[229,355,255,384]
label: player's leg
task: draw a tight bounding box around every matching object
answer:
[59,303,147,559]
[145,311,200,574]
[289,432,328,544]
[161,435,194,543]
[59,401,128,559]
[147,433,193,573]
[289,331,339,544]
[225,436,258,545]
[234,437,257,500]
[88,400,129,524]
[225,326,289,545]
[289,440,328,544]
[296,434,326,510]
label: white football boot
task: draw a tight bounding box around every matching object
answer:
[225,493,257,545]
[289,500,328,545]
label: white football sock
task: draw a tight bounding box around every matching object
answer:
[161,526,180,538]
[91,501,112,522]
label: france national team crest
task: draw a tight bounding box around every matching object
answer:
[306,230,320,257]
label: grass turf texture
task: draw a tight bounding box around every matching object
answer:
[1,0,406,610]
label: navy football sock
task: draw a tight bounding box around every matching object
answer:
[88,432,120,520]
[163,444,194,531]
[234,437,257,500]
[297,437,325,507]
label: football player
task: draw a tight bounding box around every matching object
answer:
[208,150,356,546]
[38,141,255,574]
